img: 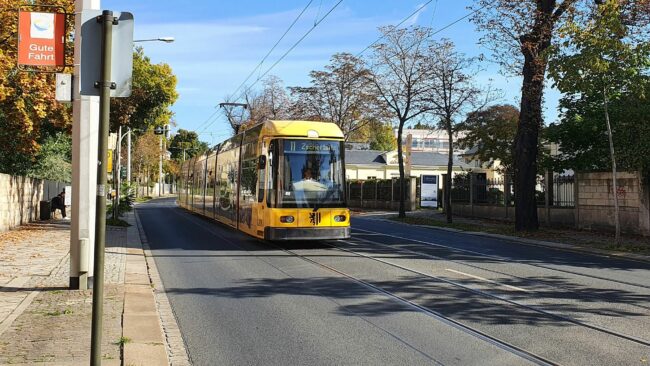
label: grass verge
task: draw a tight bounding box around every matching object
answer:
[390,216,650,255]
[106,217,131,227]
[135,196,153,203]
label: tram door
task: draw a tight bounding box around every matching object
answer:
[255,142,267,238]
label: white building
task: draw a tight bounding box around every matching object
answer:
[396,128,467,154]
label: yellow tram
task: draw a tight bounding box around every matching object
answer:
[178,120,350,240]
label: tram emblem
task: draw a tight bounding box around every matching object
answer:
[309,211,321,226]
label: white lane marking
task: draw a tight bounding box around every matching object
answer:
[444,268,530,293]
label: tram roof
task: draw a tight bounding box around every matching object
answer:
[261,120,344,139]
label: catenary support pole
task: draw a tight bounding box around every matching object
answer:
[90,10,114,366]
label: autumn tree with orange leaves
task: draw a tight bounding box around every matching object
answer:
[0,0,74,175]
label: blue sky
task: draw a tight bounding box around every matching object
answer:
[102,0,561,144]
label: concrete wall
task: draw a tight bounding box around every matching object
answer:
[576,171,649,235]
[0,173,66,232]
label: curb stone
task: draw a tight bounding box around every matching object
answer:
[122,211,168,366]
[368,217,650,264]
[134,203,192,366]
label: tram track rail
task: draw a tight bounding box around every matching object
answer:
[264,241,560,366]
[353,227,650,291]
[316,238,650,348]
[348,232,650,313]
[166,205,649,365]
[171,208,557,365]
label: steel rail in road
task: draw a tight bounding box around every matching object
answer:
[316,237,650,349]
[164,207,555,365]
[261,240,559,366]
[159,204,648,364]
[348,232,650,313]
[353,227,650,291]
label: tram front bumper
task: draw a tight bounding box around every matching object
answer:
[264,226,351,241]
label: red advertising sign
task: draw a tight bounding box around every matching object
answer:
[17,11,66,67]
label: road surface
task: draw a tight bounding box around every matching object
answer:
[137,198,650,366]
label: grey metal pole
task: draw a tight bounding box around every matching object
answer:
[126,128,131,183]
[113,125,121,220]
[163,137,167,194]
[159,134,163,196]
[91,10,114,366]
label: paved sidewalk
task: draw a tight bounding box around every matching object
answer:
[0,210,175,365]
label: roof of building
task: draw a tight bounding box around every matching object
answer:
[346,150,473,169]
[345,150,386,165]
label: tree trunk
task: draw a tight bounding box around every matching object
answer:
[397,121,406,218]
[603,89,621,245]
[514,45,549,232]
[445,120,454,224]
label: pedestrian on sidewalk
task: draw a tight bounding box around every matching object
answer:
[51,190,67,219]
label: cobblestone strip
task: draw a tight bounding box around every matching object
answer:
[133,207,192,366]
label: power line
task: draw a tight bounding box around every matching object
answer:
[192,108,220,136]
[234,0,343,102]
[355,0,433,57]
[355,1,487,58]
[195,1,314,137]
[195,110,222,136]
[230,0,316,100]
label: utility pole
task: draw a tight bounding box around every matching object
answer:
[154,126,167,196]
[113,125,121,220]
[159,133,163,196]
[126,127,131,183]
[71,0,100,290]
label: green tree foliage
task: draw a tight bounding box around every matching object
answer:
[457,105,519,173]
[349,119,396,151]
[546,90,650,171]
[110,47,179,133]
[369,122,397,151]
[547,0,650,171]
[28,131,72,182]
[168,129,209,161]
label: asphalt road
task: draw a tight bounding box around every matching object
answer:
[138,198,650,366]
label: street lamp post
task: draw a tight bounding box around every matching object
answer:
[118,37,173,199]
[133,37,175,43]
[113,126,134,220]
[154,126,169,197]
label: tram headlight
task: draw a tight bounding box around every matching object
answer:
[280,215,295,223]
[333,215,346,222]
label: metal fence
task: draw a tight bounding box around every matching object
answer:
[450,173,575,208]
[348,178,412,202]
[346,178,417,210]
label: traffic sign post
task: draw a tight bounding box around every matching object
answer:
[87,9,133,365]
[79,10,134,97]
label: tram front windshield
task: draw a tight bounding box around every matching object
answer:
[276,139,345,208]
